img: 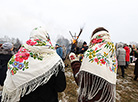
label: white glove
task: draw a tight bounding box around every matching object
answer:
[69,52,79,63]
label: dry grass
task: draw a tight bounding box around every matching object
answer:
[58,59,78,102]
[116,64,138,102]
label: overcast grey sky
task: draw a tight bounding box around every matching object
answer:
[0,0,138,45]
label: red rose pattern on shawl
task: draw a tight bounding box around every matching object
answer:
[8,37,55,75]
[8,45,44,75]
[8,47,30,75]
[15,52,30,63]
[26,39,37,46]
[70,55,75,60]
[85,34,117,73]
[90,34,105,46]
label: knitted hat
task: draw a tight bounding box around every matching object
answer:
[55,44,59,46]
[2,42,13,50]
[83,41,87,45]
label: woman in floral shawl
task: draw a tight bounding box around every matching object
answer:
[69,27,117,102]
[1,26,66,102]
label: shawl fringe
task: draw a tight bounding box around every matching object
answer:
[2,60,64,102]
[78,71,116,102]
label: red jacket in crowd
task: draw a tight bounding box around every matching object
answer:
[124,46,130,62]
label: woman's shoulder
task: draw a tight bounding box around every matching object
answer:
[0,49,13,55]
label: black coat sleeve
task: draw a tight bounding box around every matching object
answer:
[54,66,66,92]
[20,66,66,102]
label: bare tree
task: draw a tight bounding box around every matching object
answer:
[56,36,70,47]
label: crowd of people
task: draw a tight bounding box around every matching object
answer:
[116,43,138,80]
[0,26,138,102]
[55,41,88,62]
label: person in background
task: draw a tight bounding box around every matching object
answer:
[132,45,137,62]
[13,44,21,54]
[133,46,138,81]
[117,43,126,78]
[69,27,117,102]
[0,42,14,87]
[124,44,130,68]
[1,27,66,102]
[129,45,133,63]
[62,45,66,61]
[79,41,88,62]
[0,42,14,102]
[71,42,77,54]
[55,44,63,59]
[70,40,80,54]
[79,41,88,54]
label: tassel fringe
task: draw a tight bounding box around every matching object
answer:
[78,71,116,102]
[2,60,64,102]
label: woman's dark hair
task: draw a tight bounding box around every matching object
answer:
[92,27,109,37]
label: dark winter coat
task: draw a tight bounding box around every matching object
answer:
[56,47,63,58]
[71,44,77,53]
[20,67,66,102]
[0,49,13,86]
[130,47,133,56]
[71,44,80,54]
[79,46,88,54]
[134,50,138,76]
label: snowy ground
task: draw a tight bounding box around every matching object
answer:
[0,60,137,102]
[116,63,138,102]
[58,60,138,102]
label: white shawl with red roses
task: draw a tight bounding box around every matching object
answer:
[2,27,65,102]
[77,31,117,102]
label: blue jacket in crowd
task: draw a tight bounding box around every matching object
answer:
[56,47,63,58]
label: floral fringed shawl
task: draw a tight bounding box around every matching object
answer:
[2,27,64,102]
[77,31,117,102]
